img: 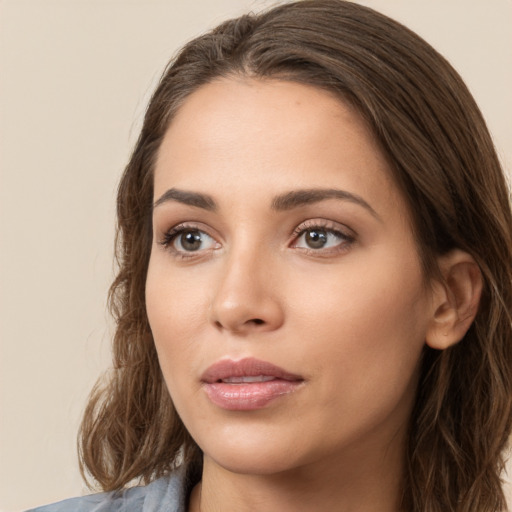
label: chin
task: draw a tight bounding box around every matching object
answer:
[207,452,301,477]
[198,430,310,476]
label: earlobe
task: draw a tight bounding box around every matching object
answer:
[425,250,483,350]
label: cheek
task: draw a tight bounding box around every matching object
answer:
[145,258,209,387]
[146,254,209,334]
[288,252,429,381]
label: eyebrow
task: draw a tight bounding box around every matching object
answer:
[271,188,380,220]
[153,187,380,220]
[153,188,217,211]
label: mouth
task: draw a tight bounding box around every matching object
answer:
[218,375,278,383]
[201,357,304,411]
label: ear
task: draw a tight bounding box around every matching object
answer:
[426,250,483,350]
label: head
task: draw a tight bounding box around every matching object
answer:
[79,1,512,510]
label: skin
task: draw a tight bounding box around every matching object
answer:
[146,78,442,512]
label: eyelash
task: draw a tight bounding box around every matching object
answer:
[158,220,355,259]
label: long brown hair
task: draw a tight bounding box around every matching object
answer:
[79,1,512,510]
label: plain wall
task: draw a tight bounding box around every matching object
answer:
[0,1,510,510]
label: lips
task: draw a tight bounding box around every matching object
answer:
[201,358,304,410]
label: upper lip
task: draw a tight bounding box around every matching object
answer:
[201,357,303,384]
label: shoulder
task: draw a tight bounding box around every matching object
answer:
[26,466,188,512]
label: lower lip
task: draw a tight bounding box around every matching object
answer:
[203,380,302,411]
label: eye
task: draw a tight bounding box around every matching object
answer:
[295,228,344,249]
[176,229,215,252]
[161,226,218,255]
[292,222,354,253]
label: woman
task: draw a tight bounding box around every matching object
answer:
[30,0,512,511]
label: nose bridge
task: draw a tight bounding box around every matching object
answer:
[210,236,284,333]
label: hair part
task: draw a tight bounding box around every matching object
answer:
[79,2,512,510]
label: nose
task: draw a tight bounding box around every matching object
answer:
[209,247,285,334]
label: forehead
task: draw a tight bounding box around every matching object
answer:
[153,78,405,222]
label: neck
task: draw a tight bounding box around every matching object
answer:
[189,438,404,512]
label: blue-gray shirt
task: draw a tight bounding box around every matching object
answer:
[26,465,188,512]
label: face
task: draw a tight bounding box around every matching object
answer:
[146,78,436,477]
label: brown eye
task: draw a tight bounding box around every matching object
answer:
[172,229,216,252]
[293,225,353,252]
[178,230,202,251]
[304,229,328,249]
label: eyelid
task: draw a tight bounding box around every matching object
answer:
[291,219,355,238]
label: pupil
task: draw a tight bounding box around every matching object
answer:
[181,230,202,251]
[306,229,327,249]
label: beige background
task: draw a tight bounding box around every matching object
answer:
[0,1,511,511]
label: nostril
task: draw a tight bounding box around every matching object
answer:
[213,317,268,331]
